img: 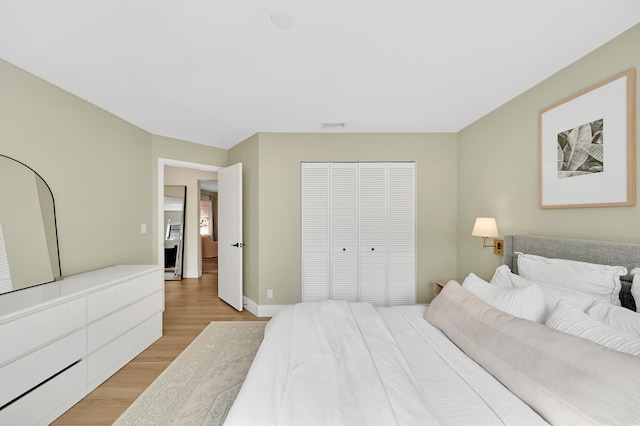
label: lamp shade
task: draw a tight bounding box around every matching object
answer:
[471,217,499,238]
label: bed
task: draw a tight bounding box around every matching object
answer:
[225,235,640,426]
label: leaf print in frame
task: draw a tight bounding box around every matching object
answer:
[557,118,603,179]
[539,69,635,208]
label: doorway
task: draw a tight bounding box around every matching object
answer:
[157,158,244,311]
[157,159,220,278]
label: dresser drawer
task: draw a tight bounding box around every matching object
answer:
[87,272,162,322]
[0,359,87,426]
[0,298,86,365]
[87,290,163,353]
[88,313,162,387]
[0,329,85,407]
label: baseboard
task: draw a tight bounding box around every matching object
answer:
[242,296,288,318]
[182,268,199,279]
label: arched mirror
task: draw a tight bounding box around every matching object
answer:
[0,155,61,294]
[164,185,186,280]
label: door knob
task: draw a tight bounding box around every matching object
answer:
[232,242,245,247]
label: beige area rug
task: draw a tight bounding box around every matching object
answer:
[114,321,266,426]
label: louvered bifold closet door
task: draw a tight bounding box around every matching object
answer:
[329,163,359,301]
[302,161,415,305]
[358,163,387,305]
[387,163,416,305]
[301,163,330,301]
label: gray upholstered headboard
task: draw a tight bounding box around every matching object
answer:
[503,235,640,311]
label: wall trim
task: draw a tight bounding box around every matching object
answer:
[243,296,288,318]
[182,268,200,279]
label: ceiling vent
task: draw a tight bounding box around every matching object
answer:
[320,122,346,130]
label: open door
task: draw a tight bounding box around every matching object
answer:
[217,162,243,311]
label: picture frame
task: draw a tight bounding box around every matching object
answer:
[539,69,636,208]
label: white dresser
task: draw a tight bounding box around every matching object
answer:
[0,265,163,425]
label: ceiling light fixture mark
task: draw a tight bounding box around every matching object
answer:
[271,9,294,30]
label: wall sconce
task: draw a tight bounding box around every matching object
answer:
[471,217,504,255]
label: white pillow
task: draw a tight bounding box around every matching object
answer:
[462,273,547,323]
[632,267,640,313]
[490,265,532,289]
[516,252,626,306]
[491,264,596,314]
[586,299,640,337]
[546,300,640,357]
[535,284,600,313]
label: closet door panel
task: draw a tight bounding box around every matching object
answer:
[301,163,330,302]
[387,253,415,305]
[359,252,385,305]
[358,164,386,250]
[302,164,330,248]
[303,252,329,301]
[330,164,358,249]
[329,164,358,300]
[331,250,358,300]
[387,163,416,304]
[358,163,387,305]
[387,164,415,249]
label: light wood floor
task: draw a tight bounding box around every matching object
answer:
[52,272,268,425]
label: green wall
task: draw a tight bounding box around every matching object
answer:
[231,132,458,305]
[457,24,640,281]
[0,58,154,276]
[0,58,229,279]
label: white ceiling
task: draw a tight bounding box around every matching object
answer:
[1,1,639,150]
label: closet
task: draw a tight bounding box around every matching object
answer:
[301,162,415,306]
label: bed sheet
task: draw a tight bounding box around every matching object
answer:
[224,301,548,426]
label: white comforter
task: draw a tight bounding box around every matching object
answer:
[224,301,548,426]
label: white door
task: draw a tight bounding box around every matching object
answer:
[218,162,243,311]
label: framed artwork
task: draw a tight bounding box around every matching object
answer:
[539,69,636,208]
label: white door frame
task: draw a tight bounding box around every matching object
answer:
[157,158,220,270]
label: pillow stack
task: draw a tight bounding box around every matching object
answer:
[492,263,605,312]
[425,282,640,425]
[480,257,640,356]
